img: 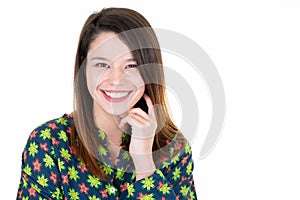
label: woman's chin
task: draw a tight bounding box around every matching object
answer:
[104,107,129,117]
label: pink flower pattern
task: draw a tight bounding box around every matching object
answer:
[17,114,197,199]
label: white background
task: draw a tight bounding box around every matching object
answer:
[1,0,300,199]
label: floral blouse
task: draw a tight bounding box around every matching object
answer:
[17,114,197,199]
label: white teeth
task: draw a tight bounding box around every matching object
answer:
[103,91,130,98]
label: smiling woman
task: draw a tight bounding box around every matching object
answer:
[86,32,145,116]
[16,7,197,199]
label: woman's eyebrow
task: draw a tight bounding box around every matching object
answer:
[90,57,136,62]
[126,58,136,62]
[90,57,110,61]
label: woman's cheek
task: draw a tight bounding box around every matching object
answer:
[86,68,104,97]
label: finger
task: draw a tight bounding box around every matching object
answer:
[121,113,146,127]
[129,108,150,121]
[124,114,143,128]
[143,94,156,119]
[129,112,150,126]
[143,94,153,110]
[119,113,147,130]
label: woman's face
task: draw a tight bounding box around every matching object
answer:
[86,32,145,116]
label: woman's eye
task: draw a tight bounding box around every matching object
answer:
[95,63,109,68]
[125,64,137,69]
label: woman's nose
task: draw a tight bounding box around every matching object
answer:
[108,67,124,85]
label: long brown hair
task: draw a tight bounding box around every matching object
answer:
[70,7,184,179]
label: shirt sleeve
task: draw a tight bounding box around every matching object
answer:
[16,127,63,200]
[120,142,197,200]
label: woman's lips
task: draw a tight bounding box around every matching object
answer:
[101,90,133,102]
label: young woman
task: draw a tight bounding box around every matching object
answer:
[17,7,197,199]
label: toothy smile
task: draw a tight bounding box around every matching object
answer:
[101,90,133,102]
[104,91,130,98]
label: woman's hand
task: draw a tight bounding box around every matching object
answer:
[119,94,157,180]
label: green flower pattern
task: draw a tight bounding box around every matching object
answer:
[141,177,155,191]
[87,175,101,188]
[28,142,38,157]
[17,114,197,199]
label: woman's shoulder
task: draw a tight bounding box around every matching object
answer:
[34,113,73,131]
[25,113,73,148]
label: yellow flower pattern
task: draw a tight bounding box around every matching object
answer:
[17,114,197,199]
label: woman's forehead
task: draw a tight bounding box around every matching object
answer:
[88,32,133,61]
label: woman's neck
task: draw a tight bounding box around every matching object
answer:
[93,105,123,146]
